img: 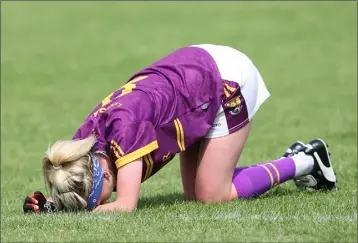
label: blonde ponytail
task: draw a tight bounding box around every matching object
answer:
[42,136,96,211]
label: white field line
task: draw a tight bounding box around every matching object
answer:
[10,212,357,223]
[173,212,358,223]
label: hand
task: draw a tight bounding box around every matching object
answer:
[93,201,134,213]
[23,191,58,214]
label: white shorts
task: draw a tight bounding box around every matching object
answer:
[192,44,270,138]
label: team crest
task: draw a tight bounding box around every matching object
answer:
[229,106,242,115]
[226,96,243,115]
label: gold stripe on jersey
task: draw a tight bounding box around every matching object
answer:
[143,154,154,181]
[115,140,159,168]
[260,164,274,188]
[143,155,150,180]
[174,119,185,151]
[176,119,185,151]
[143,155,152,181]
[111,140,125,156]
[110,145,121,159]
[174,119,183,151]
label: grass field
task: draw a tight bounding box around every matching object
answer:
[1,1,357,242]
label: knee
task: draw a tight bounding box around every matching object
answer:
[195,186,232,204]
[196,193,232,204]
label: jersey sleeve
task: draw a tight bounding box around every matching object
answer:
[72,119,108,154]
[108,121,159,169]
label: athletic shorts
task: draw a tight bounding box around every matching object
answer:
[192,44,270,138]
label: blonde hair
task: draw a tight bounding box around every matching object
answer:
[42,136,96,211]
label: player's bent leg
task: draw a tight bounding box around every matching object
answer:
[229,138,336,199]
[195,132,321,201]
[195,122,252,203]
[231,144,328,198]
[231,154,310,198]
[180,141,202,201]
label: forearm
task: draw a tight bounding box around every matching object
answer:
[180,141,201,201]
[93,159,142,213]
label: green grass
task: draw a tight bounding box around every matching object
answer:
[1,1,357,242]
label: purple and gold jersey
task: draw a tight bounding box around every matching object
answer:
[73,46,244,182]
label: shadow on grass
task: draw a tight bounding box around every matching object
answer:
[136,187,325,209]
[259,186,332,200]
[137,192,186,209]
[261,187,296,198]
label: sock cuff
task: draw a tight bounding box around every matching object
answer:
[291,152,315,177]
[292,152,314,165]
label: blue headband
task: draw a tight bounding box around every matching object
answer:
[86,154,104,210]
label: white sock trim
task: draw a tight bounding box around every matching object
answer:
[292,152,314,177]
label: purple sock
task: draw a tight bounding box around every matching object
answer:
[232,157,296,198]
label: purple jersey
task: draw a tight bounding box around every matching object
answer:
[73,46,242,181]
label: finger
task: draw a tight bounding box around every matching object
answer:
[24,203,37,211]
[24,204,36,213]
[28,196,38,204]
[24,197,34,204]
